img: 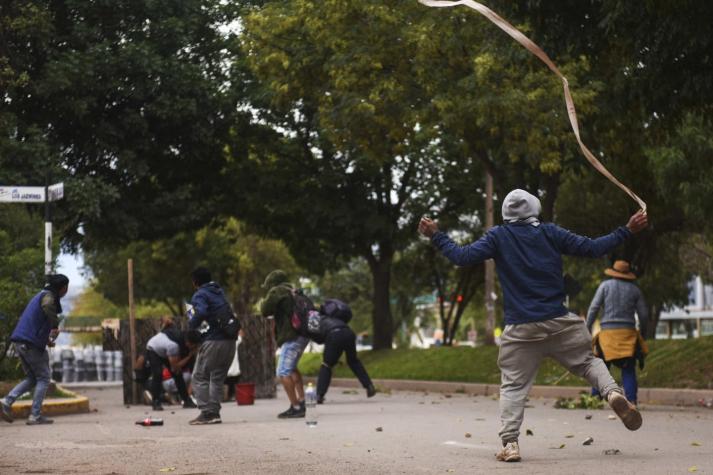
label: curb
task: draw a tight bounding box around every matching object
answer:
[317,378,713,407]
[9,385,90,419]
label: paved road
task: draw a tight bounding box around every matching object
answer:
[1,386,711,474]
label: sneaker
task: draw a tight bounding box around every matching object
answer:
[366,384,376,398]
[277,406,306,419]
[607,391,642,431]
[317,395,325,404]
[496,441,521,462]
[182,399,197,409]
[26,415,54,426]
[1,400,14,423]
[189,412,221,425]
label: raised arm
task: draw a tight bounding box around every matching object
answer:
[419,216,497,266]
[553,211,648,258]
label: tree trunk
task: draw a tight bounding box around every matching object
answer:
[367,253,395,350]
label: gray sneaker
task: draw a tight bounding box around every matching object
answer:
[26,415,54,425]
[1,400,13,423]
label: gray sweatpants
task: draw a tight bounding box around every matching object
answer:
[498,314,620,443]
[192,339,236,415]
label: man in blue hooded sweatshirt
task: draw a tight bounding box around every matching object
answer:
[419,189,648,463]
[1,274,69,425]
[186,267,237,425]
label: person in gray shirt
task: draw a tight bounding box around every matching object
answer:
[587,260,648,404]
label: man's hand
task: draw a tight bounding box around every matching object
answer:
[49,328,60,339]
[418,216,439,238]
[626,210,648,234]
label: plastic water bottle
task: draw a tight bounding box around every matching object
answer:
[305,382,318,427]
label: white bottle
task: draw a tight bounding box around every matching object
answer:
[305,382,318,427]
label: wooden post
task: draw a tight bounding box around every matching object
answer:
[127,258,138,404]
[484,170,496,345]
[697,318,702,338]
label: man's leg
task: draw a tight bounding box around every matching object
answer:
[316,335,342,399]
[276,338,308,418]
[4,344,39,410]
[547,316,641,430]
[291,369,304,403]
[497,329,544,449]
[342,330,374,394]
[191,343,210,413]
[168,362,192,406]
[591,360,611,398]
[621,359,638,404]
[146,350,164,410]
[206,340,236,417]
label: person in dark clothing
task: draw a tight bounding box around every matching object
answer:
[187,267,237,425]
[419,189,648,463]
[2,275,69,425]
[315,316,375,403]
[145,316,197,411]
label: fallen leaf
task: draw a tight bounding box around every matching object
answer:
[475,418,485,421]
[583,437,594,446]
[549,444,566,449]
[688,467,698,473]
[444,394,452,398]
[526,429,534,436]
[565,434,574,438]
[344,442,354,447]
[159,468,176,473]
[585,414,593,420]
[375,427,383,432]
[603,449,621,455]
[447,470,455,473]
[691,442,702,447]
[279,437,290,441]
[464,433,472,438]
[607,415,617,420]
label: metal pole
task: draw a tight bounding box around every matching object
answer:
[127,258,138,403]
[484,170,496,345]
[44,174,52,275]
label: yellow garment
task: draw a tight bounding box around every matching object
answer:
[592,328,648,362]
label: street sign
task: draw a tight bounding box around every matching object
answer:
[48,182,64,202]
[0,186,45,203]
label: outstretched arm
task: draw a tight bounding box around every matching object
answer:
[554,211,648,258]
[419,217,497,266]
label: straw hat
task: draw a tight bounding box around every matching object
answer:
[604,260,637,280]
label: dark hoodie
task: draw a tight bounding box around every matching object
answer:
[189,282,232,341]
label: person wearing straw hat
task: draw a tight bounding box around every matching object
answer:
[418,189,648,463]
[586,260,649,405]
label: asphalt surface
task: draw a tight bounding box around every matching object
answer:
[1,386,711,474]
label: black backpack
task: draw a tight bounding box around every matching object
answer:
[289,289,326,342]
[215,304,241,340]
[320,298,353,324]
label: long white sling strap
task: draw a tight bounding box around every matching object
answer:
[419,0,647,212]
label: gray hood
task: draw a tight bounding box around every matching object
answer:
[501,189,541,225]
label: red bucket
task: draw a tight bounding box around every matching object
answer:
[235,382,255,405]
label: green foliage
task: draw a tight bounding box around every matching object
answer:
[0,205,45,360]
[299,336,713,389]
[85,219,299,318]
[554,393,606,410]
[1,0,243,249]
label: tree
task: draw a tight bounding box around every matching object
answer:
[1,0,244,250]
[0,206,44,361]
[234,0,491,349]
[85,219,299,319]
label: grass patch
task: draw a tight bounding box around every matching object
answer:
[299,335,713,389]
[554,393,606,410]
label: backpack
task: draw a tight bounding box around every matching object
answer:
[289,289,326,342]
[215,304,241,340]
[320,298,352,324]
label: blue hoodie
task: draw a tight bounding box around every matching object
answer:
[11,291,57,350]
[188,282,233,341]
[432,223,631,325]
